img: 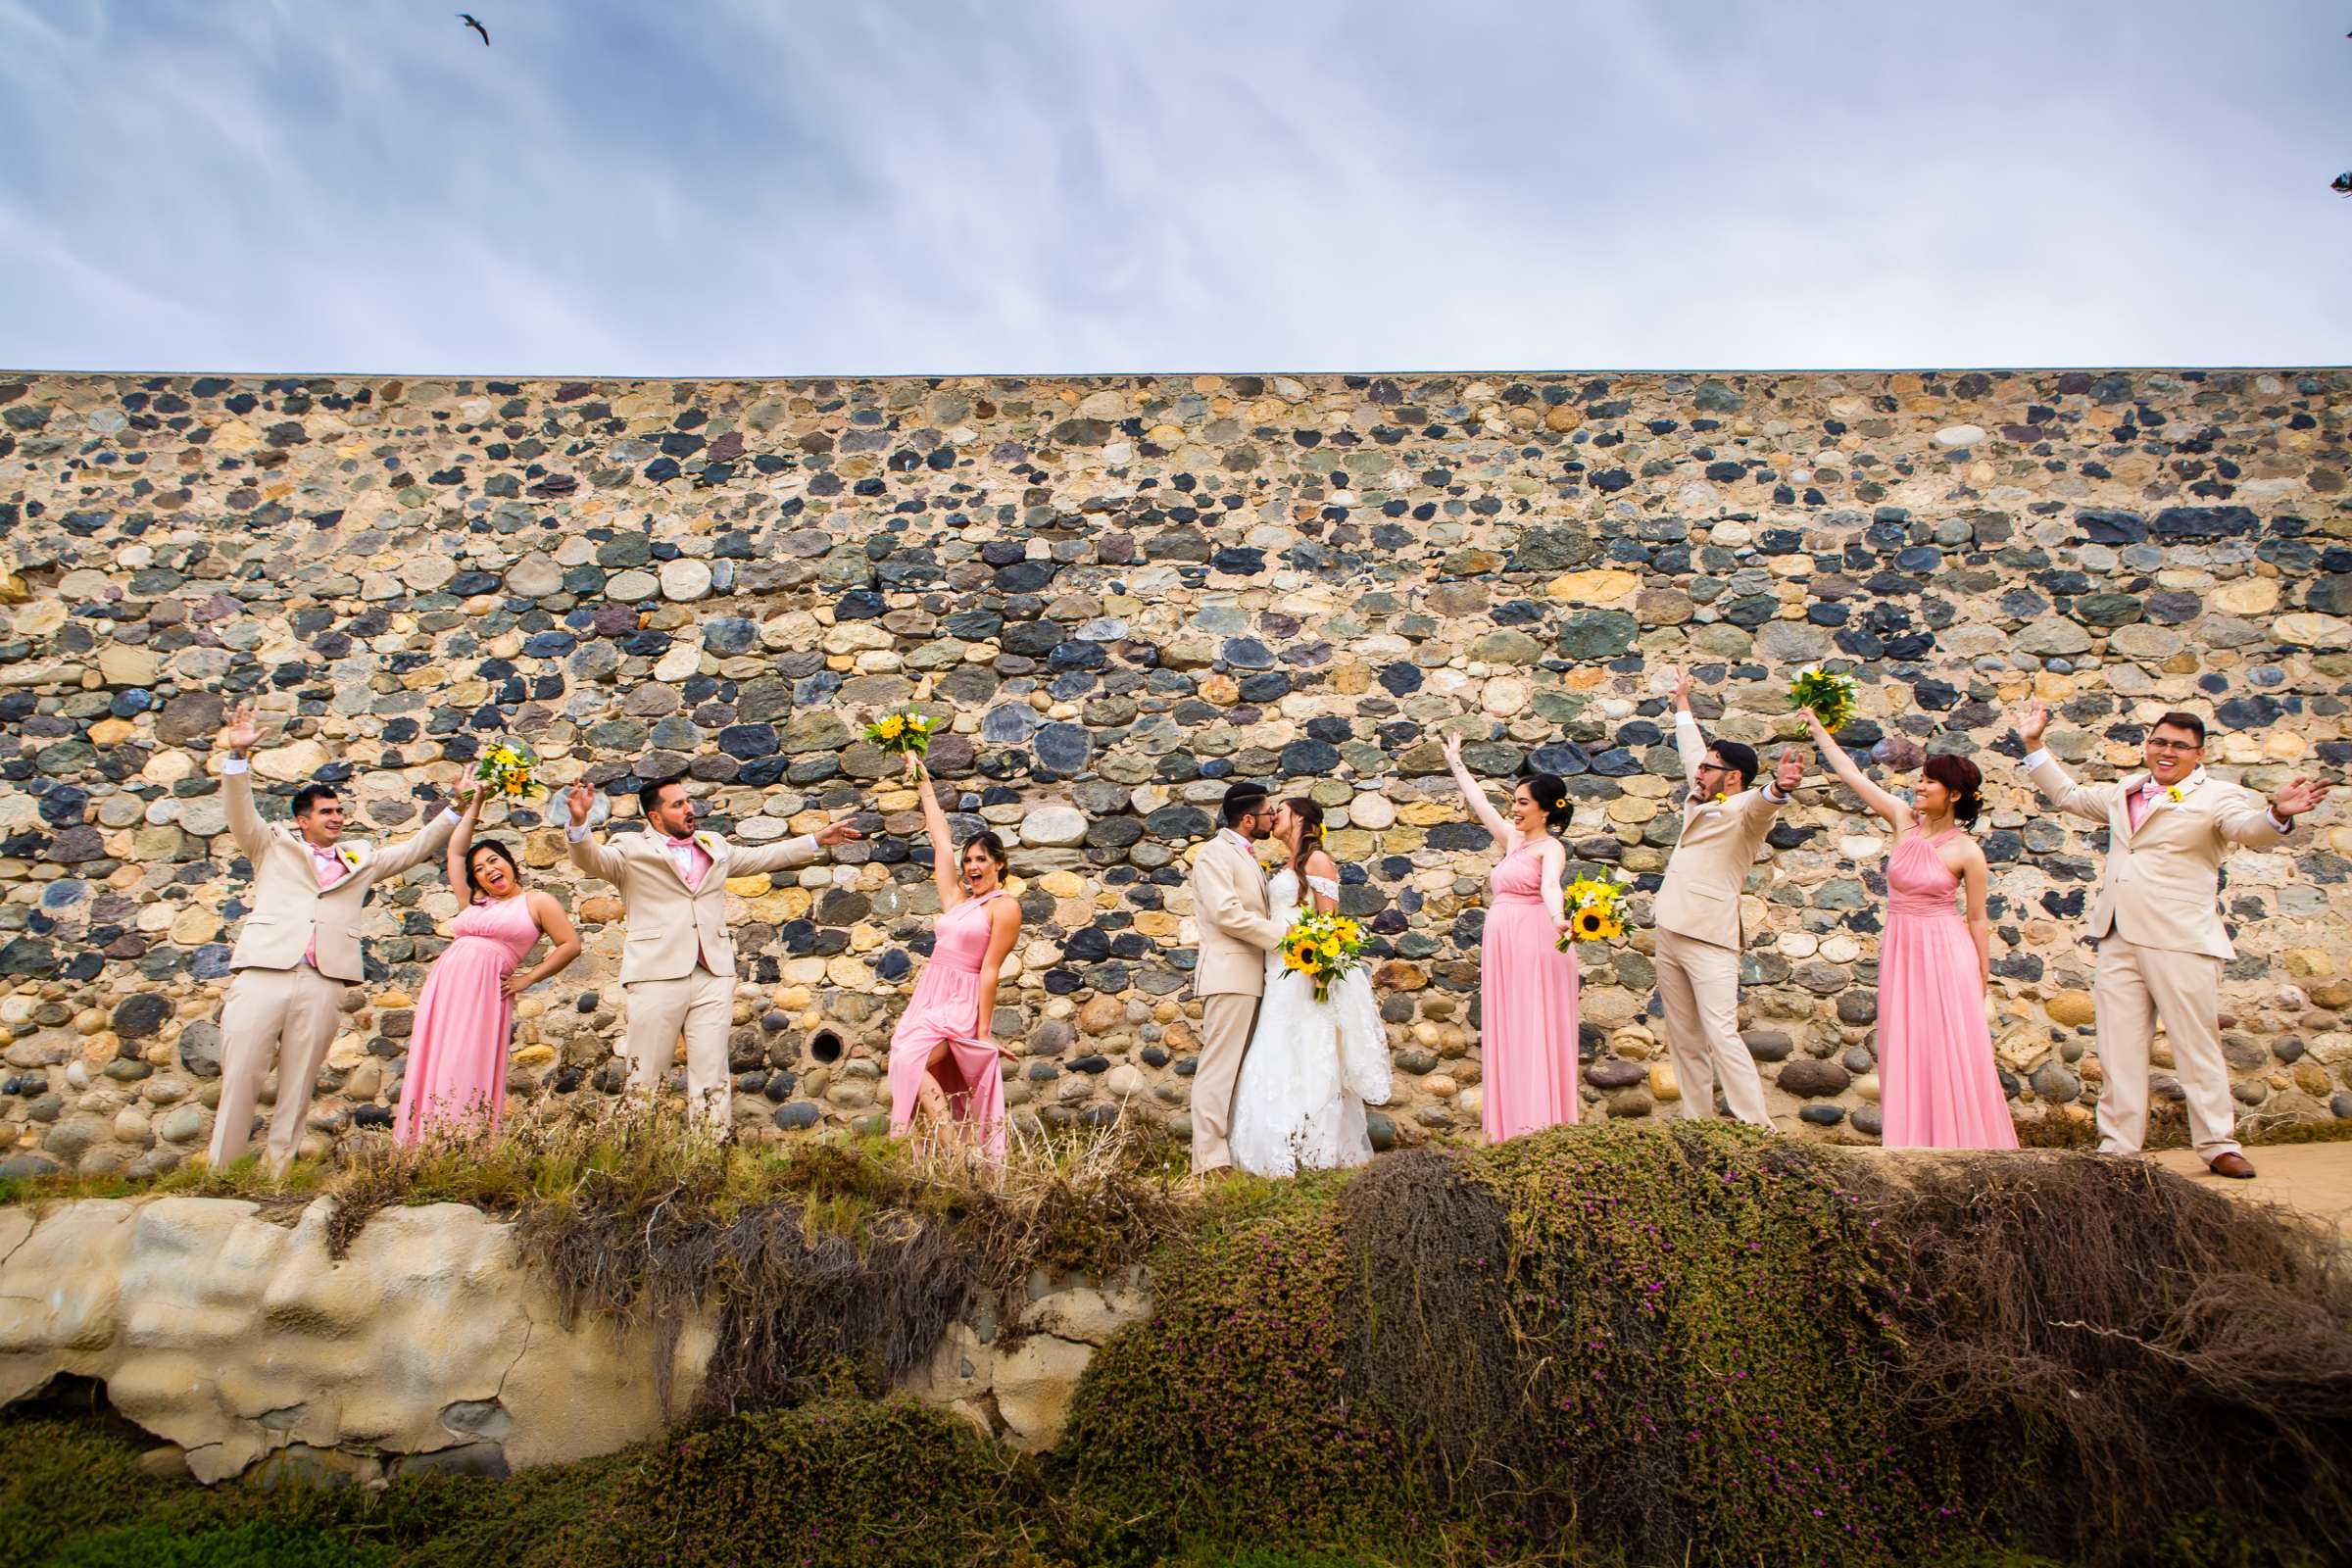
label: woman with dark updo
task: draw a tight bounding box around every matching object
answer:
[395,788,582,1145]
[1443,733,1581,1140]
[1804,710,2016,1149]
[887,754,1023,1157]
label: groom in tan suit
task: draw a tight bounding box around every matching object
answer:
[1654,668,1805,1126]
[1186,782,1287,1173]
[566,774,859,1128]
[2015,702,2328,1176]
[209,703,462,1176]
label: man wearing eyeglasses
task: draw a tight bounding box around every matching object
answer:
[2016,702,2332,1178]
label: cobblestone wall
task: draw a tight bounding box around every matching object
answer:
[2,368,2347,1176]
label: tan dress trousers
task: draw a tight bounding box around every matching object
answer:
[623,965,737,1128]
[2092,934,2237,1158]
[1652,928,1770,1126]
[1192,993,1262,1172]
[210,963,347,1167]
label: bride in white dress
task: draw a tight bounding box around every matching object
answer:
[1229,799,1393,1178]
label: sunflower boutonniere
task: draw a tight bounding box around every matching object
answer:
[336,846,364,871]
[2164,784,2184,806]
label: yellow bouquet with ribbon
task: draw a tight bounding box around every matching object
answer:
[1281,907,1367,1004]
[1789,666,1858,731]
[865,708,936,758]
[1556,868,1633,951]
[474,737,544,801]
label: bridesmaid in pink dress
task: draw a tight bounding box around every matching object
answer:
[395,791,582,1144]
[887,755,1023,1156]
[1442,733,1582,1141]
[1803,712,2016,1149]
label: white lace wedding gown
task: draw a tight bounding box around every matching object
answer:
[1229,868,1394,1178]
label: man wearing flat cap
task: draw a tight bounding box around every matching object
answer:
[1186,781,1286,1173]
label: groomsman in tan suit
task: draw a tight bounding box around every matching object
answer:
[566,774,860,1128]
[2015,702,2329,1177]
[1186,782,1287,1173]
[1654,668,1806,1126]
[209,703,463,1176]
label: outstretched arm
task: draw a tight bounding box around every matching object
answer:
[563,780,629,884]
[1670,665,1705,790]
[728,812,860,878]
[907,754,963,909]
[1441,731,1517,850]
[217,702,271,862]
[2012,702,2115,825]
[370,792,463,880]
[443,785,484,895]
[1803,710,1908,829]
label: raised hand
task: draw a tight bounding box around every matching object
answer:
[566,780,595,828]
[814,812,864,848]
[1773,745,1805,795]
[2272,776,2335,819]
[1672,663,1692,710]
[1441,730,1464,766]
[219,701,259,755]
[2013,699,2048,750]
[903,751,925,782]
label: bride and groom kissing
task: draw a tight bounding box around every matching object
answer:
[1188,782,1392,1178]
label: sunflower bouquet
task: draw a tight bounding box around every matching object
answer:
[1282,907,1367,1004]
[1556,869,1633,952]
[474,738,544,801]
[865,708,936,759]
[1789,667,1859,731]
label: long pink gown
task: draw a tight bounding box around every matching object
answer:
[888,888,1010,1157]
[1878,828,2018,1150]
[393,893,540,1145]
[1480,843,1581,1141]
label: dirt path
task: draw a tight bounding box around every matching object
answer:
[2151,1143,2352,1240]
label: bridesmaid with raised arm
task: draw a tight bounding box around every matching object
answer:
[394,787,583,1144]
[1802,711,2015,1150]
[1443,732,1580,1140]
[887,754,1023,1156]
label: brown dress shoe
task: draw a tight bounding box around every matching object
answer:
[2206,1152,2257,1180]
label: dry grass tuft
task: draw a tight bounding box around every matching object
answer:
[1873,1150,2352,1564]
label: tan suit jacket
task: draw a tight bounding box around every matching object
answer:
[2026,755,2287,960]
[223,766,456,983]
[1189,831,1286,998]
[1653,711,1785,952]
[568,828,820,985]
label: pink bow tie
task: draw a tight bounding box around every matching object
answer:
[665,836,697,850]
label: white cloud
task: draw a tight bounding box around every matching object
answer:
[1,0,2346,371]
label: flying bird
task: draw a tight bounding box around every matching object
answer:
[459,13,489,46]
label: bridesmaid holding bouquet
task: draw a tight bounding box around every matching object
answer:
[394,786,582,1145]
[887,754,1023,1155]
[1801,711,2016,1149]
[1443,731,1581,1141]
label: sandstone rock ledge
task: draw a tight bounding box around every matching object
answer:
[0,1196,1149,1483]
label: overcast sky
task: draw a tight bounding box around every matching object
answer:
[2,1,2347,374]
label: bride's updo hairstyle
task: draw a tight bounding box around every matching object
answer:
[1284,797,1327,879]
[1519,771,1573,833]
